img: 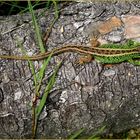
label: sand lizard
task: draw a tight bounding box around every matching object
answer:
[0,38,140,65]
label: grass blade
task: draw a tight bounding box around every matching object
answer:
[35,61,62,119]
[28,0,45,53]
[87,126,106,139]
[35,52,53,94]
[68,128,85,140]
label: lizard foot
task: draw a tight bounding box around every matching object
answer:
[90,36,100,48]
[128,59,140,66]
[75,54,93,65]
[103,64,113,68]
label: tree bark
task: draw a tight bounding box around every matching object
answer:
[0,1,140,138]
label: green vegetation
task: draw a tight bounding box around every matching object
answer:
[27,0,60,138]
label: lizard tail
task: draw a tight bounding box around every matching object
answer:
[0,45,89,61]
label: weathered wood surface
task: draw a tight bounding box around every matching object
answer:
[0,2,140,138]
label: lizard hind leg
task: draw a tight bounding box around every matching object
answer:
[128,59,140,66]
[76,54,93,65]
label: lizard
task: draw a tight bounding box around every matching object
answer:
[0,37,140,65]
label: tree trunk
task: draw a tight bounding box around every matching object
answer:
[0,1,140,138]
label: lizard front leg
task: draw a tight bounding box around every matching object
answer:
[77,54,93,64]
[90,36,100,48]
